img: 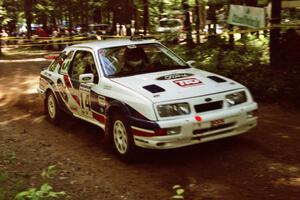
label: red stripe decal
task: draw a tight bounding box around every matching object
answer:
[92,112,106,124]
[132,129,155,137]
[64,75,72,88]
[72,95,80,105]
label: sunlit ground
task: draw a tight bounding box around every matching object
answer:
[0,49,50,110]
[0,58,47,63]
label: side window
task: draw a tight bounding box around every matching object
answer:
[48,59,59,72]
[49,52,67,72]
[59,51,74,74]
[69,51,98,81]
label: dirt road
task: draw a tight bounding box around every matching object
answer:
[1,48,300,200]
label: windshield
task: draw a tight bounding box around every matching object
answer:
[159,19,181,28]
[98,43,189,78]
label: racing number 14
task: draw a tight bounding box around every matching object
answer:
[81,92,91,115]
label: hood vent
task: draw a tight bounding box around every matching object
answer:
[143,84,165,93]
[207,76,227,83]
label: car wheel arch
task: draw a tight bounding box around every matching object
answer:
[44,88,54,105]
[105,100,133,133]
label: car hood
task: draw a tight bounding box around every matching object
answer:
[111,68,245,103]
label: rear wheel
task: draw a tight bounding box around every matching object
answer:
[110,114,136,161]
[45,91,61,123]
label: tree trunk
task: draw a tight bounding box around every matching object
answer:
[182,0,193,47]
[143,0,149,35]
[229,24,234,49]
[270,0,281,68]
[199,1,206,31]
[158,0,164,13]
[24,0,33,38]
[68,1,73,30]
[0,34,2,56]
[195,0,201,44]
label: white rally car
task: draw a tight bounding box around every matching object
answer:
[38,37,258,160]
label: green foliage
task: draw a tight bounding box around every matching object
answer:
[172,185,185,199]
[15,165,66,200]
[5,151,17,163]
[170,33,300,107]
[0,3,11,25]
[41,165,56,179]
[172,34,269,76]
[14,183,66,200]
[0,171,8,183]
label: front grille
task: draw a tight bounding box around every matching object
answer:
[193,122,236,135]
[194,101,223,113]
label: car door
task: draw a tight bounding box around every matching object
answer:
[68,50,99,121]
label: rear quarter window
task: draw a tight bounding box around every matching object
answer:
[48,52,68,72]
[48,60,60,72]
[59,51,75,74]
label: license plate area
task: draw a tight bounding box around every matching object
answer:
[211,119,225,127]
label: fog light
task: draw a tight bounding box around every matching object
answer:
[166,127,181,135]
[247,109,258,118]
[155,127,181,136]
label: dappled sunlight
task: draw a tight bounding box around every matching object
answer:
[262,118,300,131]
[189,182,231,199]
[0,58,48,63]
[0,74,39,107]
[273,132,290,139]
[267,162,300,188]
[31,115,47,124]
[274,177,300,187]
[0,114,31,126]
[267,162,300,174]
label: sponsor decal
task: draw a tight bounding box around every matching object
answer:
[98,96,106,107]
[92,111,106,124]
[91,91,106,115]
[103,85,112,90]
[98,49,106,55]
[157,73,194,80]
[174,78,202,87]
[80,84,91,92]
[82,77,91,81]
[127,45,137,49]
[211,119,225,127]
[131,126,155,137]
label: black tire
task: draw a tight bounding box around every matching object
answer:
[110,114,137,162]
[45,91,61,124]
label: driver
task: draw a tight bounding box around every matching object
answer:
[123,46,147,71]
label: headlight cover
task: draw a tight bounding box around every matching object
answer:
[157,103,190,117]
[226,91,247,106]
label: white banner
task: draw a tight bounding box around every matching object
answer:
[228,5,266,28]
[282,1,300,8]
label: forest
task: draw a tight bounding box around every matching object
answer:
[0,1,300,200]
[0,0,299,106]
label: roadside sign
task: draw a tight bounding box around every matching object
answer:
[282,1,300,8]
[228,5,266,28]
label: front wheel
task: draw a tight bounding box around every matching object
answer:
[110,114,137,161]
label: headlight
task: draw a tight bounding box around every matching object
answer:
[157,103,190,117]
[226,91,247,106]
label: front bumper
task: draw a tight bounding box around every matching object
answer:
[133,102,258,149]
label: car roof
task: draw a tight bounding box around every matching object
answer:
[66,38,159,51]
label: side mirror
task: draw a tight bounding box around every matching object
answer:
[186,60,196,68]
[79,73,94,84]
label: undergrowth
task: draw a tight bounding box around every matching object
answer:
[170,34,300,108]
